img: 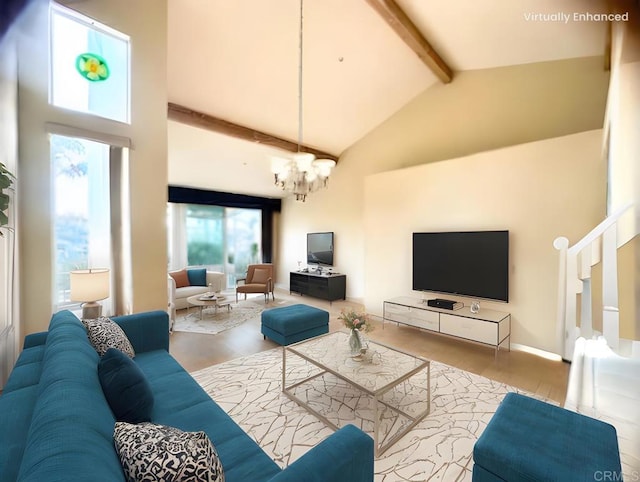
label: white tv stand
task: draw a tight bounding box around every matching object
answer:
[383,296,510,356]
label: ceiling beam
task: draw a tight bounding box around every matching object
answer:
[365,0,453,83]
[167,103,339,162]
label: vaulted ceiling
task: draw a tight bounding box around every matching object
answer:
[167,0,611,197]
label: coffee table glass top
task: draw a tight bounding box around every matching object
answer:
[287,331,429,395]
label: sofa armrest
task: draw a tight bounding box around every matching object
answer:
[23,331,48,349]
[112,310,169,354]
[205,271,225,292]
[267,425,374,482]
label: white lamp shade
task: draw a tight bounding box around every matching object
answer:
[70,269,110,302]
[293,152,315,172]
[269,156,288,174]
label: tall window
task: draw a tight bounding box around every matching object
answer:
[48,3,132,315]
[51,134,112,313]
[50,2,130,123]
[168,204,262,287]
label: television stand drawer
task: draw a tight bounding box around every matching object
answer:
[440,313,496,345]
[383,302,439,332]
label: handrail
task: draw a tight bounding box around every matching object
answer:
[554,202,637,360]
[566,202,634,255]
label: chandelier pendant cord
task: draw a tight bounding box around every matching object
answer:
[270,0,335,201]
[297,0,304,153]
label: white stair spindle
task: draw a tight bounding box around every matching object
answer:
[602,225,620,349]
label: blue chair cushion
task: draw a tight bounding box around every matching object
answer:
[98,348,154,423]
[261,304,329,335]
[473,392,622,481]
[187,268,207,286]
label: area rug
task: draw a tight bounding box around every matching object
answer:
[173,296,290,335]
[192,346,542,481]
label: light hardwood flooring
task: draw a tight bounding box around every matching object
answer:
[170,289,570,404]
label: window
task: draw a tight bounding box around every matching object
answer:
[168,204,262,287]
[51,134,112,313]
[50,2,130,123]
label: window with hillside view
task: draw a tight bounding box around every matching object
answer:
[168,204,262,287]
[52,134,112,312]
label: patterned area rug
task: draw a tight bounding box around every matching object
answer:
[173,297,290,335]
[192,345,540,481]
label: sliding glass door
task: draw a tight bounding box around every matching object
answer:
[168,204,261,288]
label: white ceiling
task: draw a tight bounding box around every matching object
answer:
[167,0,609,198]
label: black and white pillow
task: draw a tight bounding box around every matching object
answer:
[114,422,225,482]
[82,316,135,358]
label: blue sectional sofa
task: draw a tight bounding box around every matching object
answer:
[0,310,374,481]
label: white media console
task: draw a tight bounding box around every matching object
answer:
[383,296,511,356]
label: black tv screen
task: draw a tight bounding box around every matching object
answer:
[412,230,509,302]
[307,232,334,266]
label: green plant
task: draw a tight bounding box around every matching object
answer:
[0,162,15,236]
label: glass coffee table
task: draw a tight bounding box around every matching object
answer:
[282,331,430,457]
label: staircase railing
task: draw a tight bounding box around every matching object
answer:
[554,202,637,361]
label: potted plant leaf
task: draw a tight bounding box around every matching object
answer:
[0,162,15,236]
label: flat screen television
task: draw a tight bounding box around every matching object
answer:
[412,230,509,302]
[307,232,334,266]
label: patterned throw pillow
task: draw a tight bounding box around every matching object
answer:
[82,317,135,358]
[114,422,225,482]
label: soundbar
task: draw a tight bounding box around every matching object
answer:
[427,298,462,310]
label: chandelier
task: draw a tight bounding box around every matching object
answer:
[271,0,336,202]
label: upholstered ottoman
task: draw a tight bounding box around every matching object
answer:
[472,392,622,481]
[261,304,329,345]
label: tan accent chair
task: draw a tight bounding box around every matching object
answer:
[236,264,275,303]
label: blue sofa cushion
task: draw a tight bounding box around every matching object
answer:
[187,268,207,286]
[134,350,282,482]
[98,348,154,423]
[114,422,224,482]
[17,311,126,481]
[82,316,136,357]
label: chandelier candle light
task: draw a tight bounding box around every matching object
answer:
[270,0,336,202]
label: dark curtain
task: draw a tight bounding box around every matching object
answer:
[168,186,281,264]
[0,0,32,40]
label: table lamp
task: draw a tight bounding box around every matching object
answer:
[70,268,110,319]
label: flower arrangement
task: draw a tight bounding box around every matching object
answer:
[338,308,373,333]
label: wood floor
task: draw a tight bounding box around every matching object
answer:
[170,289,570,404]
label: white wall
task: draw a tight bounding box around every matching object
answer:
[277,57,609,309]
[363,130,606,353]
[605,15,640,339]
[16,0,168,336]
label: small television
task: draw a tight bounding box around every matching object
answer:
[307,232,334,266]
[412,230,509,302]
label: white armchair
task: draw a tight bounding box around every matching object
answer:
[167,275,177,331]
